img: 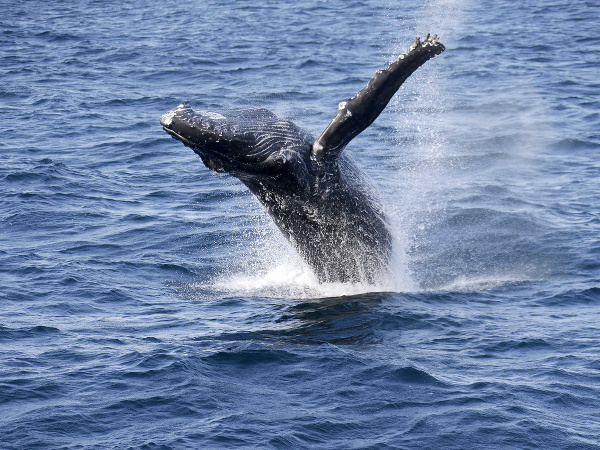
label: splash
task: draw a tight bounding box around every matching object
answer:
[188,0,534,300]
[211,264,394,300]
[190,0,473,300]
[206,213,417,299]
[438,275,533,292]
[416,0,471,41]
[382,0,474,291]
[382,0,554,292]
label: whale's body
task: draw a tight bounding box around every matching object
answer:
[161,36,444,283]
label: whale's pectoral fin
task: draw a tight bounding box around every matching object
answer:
[311,35,445,168]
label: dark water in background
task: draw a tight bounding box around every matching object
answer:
[2,0,600,448]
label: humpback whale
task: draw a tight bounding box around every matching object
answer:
[161,36,445,283]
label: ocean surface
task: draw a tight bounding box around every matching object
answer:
[2,0,599,448]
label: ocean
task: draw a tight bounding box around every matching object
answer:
[1,0,599,448]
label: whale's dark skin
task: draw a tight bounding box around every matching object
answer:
[161,36,445,283]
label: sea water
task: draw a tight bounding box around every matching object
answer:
[1,0,599,448]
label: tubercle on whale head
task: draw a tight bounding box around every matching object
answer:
[160,104,193,128]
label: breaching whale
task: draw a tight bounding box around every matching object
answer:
[161,36,445,283]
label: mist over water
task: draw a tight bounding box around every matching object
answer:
[2,0,600,448]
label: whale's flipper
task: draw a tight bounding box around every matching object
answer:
[311,35,445,167]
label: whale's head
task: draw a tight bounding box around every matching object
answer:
[161,104,313,183]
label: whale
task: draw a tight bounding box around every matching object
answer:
[161,36,445,283]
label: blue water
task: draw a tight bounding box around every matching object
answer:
[2,0,599,448]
